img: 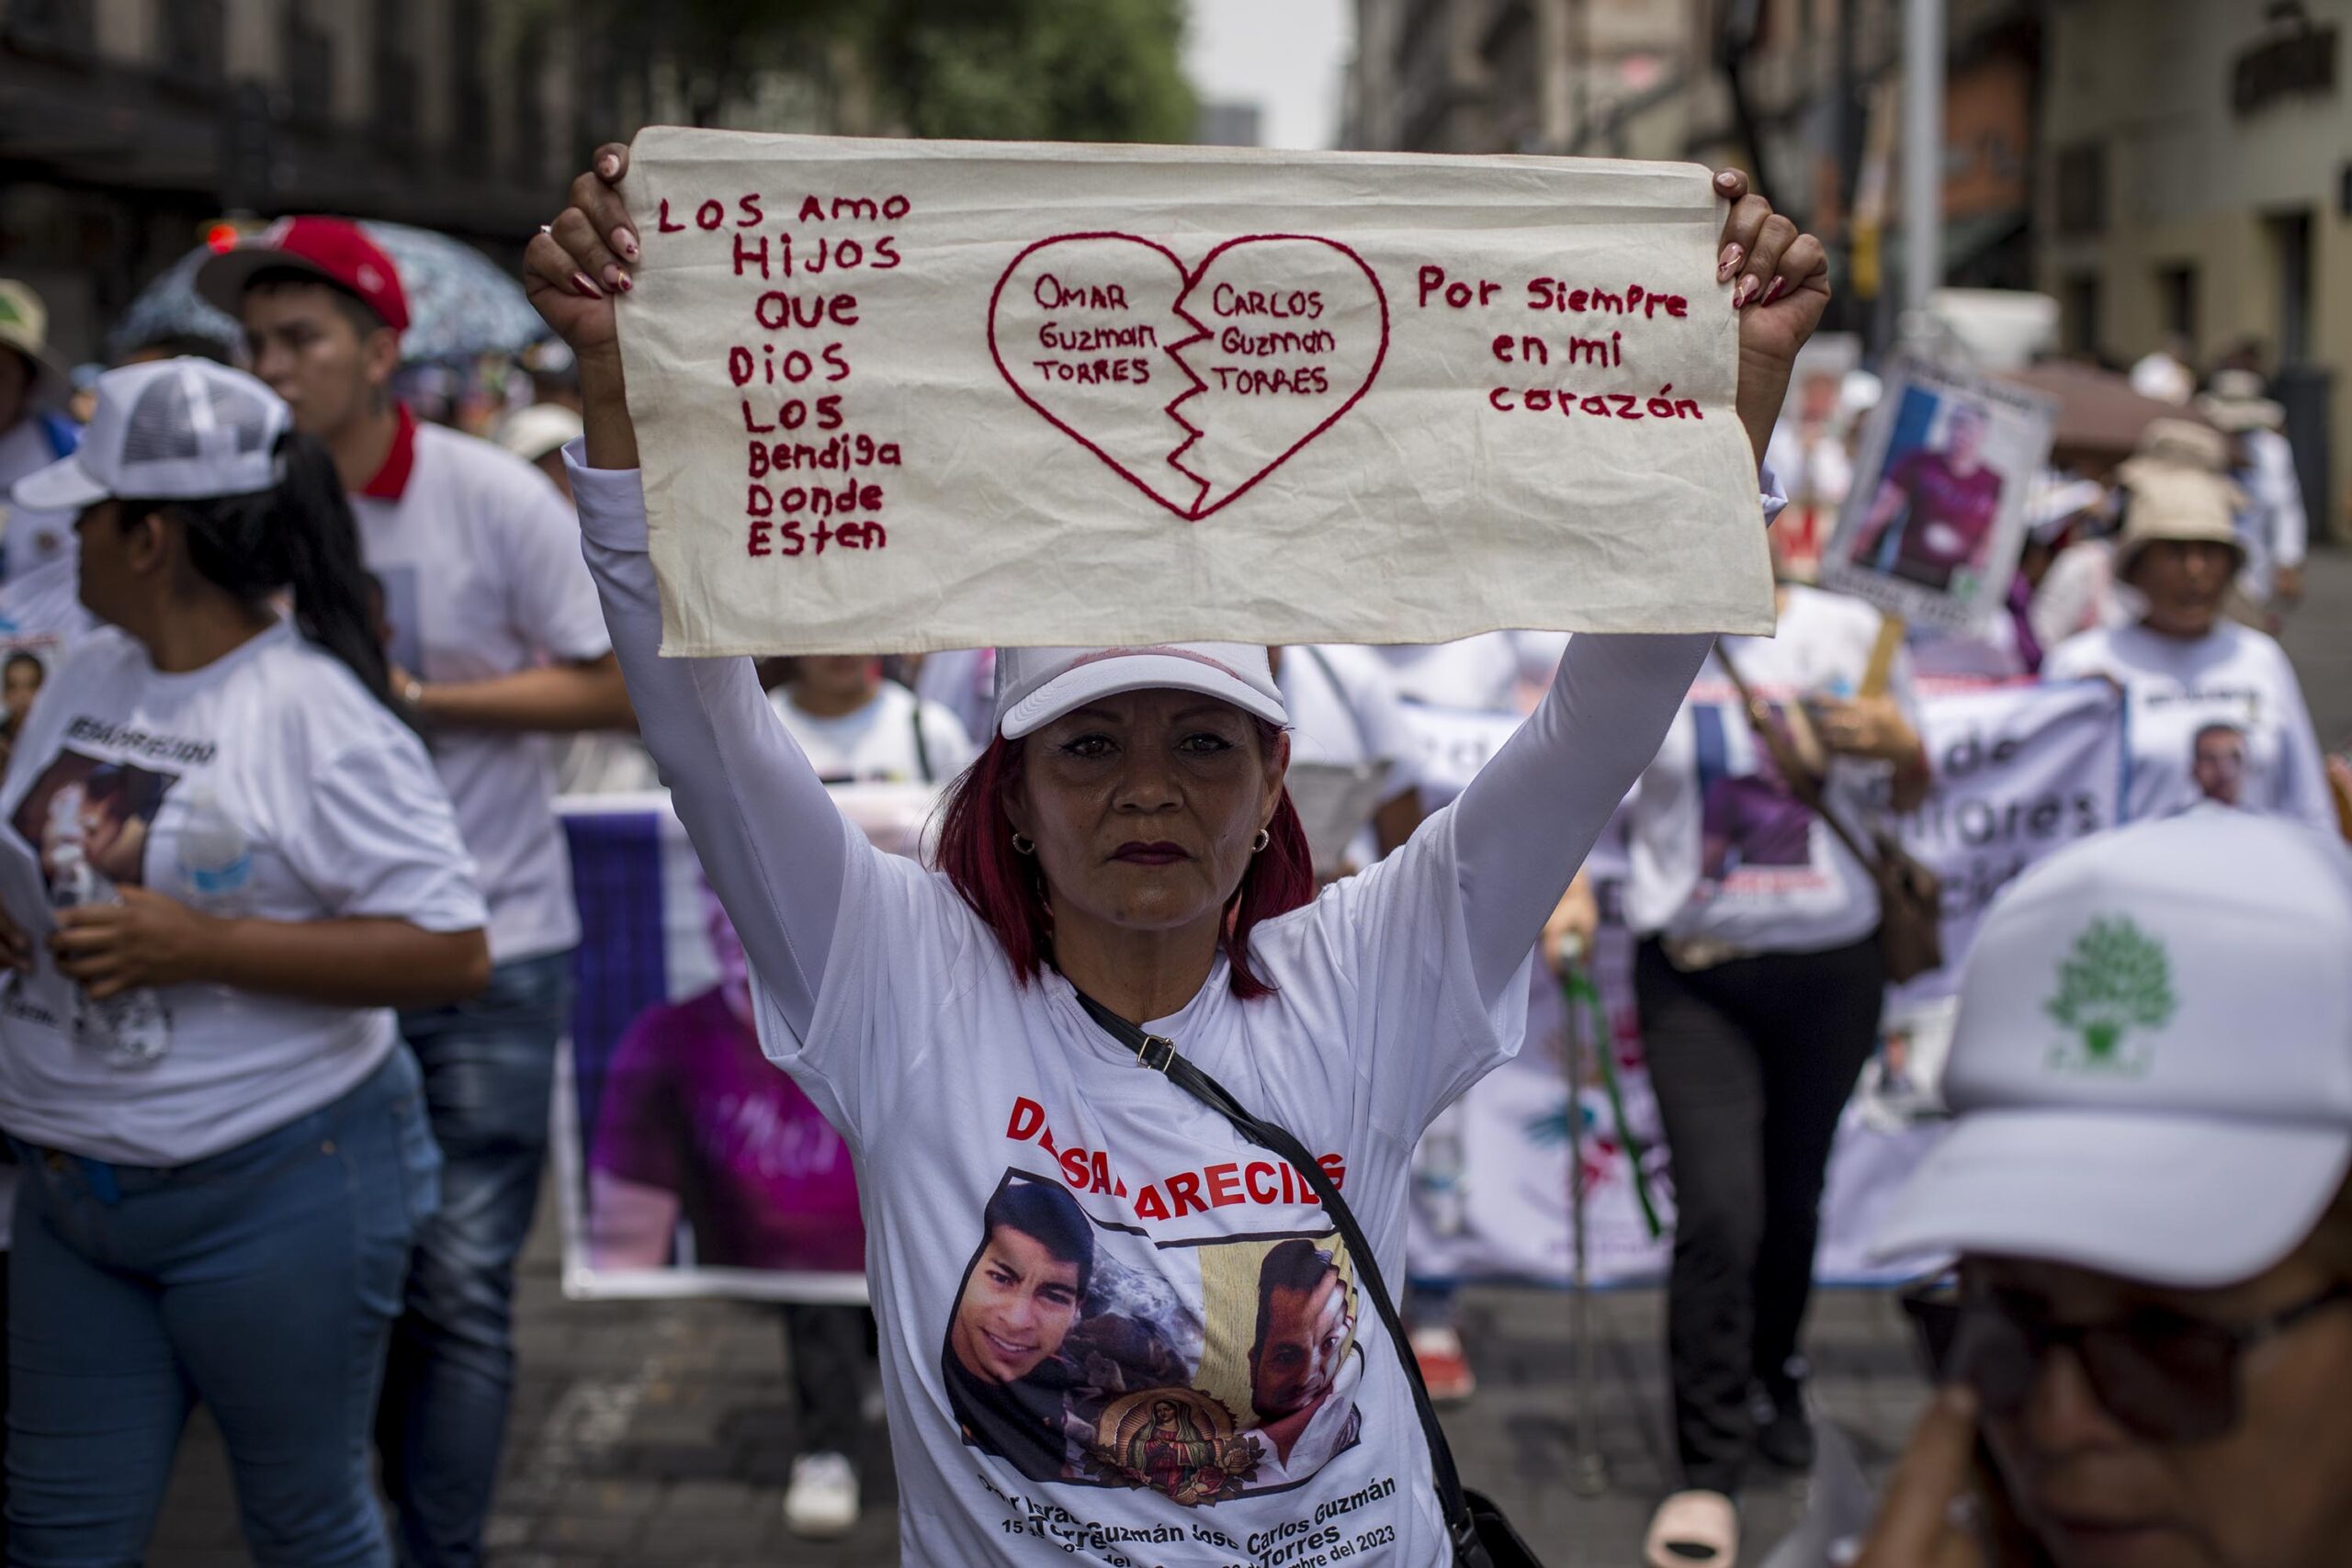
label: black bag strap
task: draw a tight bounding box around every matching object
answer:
[1071,988,1494,1568]
[910,694,935,784]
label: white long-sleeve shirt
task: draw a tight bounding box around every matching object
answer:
[566,446,1756,1564]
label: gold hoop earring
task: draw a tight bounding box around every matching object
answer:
[1012,833,1035,855]
[1251,829,1271,853]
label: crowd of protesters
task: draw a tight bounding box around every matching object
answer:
[0,138,2343,1568]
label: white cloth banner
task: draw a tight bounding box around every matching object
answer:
[614,129,1774,655]
[1419,676,2128,1287]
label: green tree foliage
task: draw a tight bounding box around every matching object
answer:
[853,0,1196,143]
[572,0,1195,142]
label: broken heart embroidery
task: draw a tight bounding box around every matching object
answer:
[987,233,1389,521]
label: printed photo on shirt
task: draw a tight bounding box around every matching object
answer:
[2129,686,2268,821]
[943,1169,1364,1503]
[1821,357,2055,633]
[1687,694,1835,902]
[10,748,182,900]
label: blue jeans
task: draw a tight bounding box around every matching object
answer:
[6,1046,440,1567]
[378,951,570,1568]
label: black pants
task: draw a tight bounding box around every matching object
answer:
[1635,934,1884,1495]
[782,1303,877,1458]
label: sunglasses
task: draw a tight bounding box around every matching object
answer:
[1901,1279,2352,1445]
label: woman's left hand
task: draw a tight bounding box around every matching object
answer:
[1713,168,1831,467]
[51,888,220,999]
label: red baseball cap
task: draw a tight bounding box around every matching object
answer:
[196,216,411,334]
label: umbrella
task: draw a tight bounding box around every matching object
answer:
[108,220,548,366]
[1997,360,2212,467]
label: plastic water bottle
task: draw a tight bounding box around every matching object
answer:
[50,840,170,1066]
[175,788,252,915]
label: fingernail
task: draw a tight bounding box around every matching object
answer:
[602,264,627,292]
[614,228,639,261]
[1715,170,1738,190]
[1733,275,1759,308]
[617,272,633,293]
[1761,276,1788,305]
[571,271,604,299]
[1717,245,1744,283]
[598,153,619,179]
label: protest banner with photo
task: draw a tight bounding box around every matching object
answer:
[613,129,1774,655]
[1821,358,2057,634]
[551,786,933,1303]
[1418,677,2127,1288]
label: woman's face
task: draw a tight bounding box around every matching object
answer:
[2131,540,2235,640]
[1005,689,1284,942]
[1975,1251,2352,1568]
[950,1224,1084,1385]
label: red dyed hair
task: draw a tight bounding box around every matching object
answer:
[934,718,1315,1000]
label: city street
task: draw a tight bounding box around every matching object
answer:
[7,3,2350,1564]
[135,547,2351,1566]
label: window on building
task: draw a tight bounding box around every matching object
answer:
[284,6,336,123]
[374,2,418,147]
[2155,264,2197,346]
[160,0,226,83]
[452,0,491,167]
[512,20,549,186]
[2,0,94,54]
[2063,273,2100,358]
[2054,142,2106,239]
[2266,209,2314,365]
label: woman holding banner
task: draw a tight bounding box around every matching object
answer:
[526,143,1827,1566]
[1623,516,1929,1567]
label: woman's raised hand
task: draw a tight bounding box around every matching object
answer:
[526,141,641,467]
[1712,168,1830,465]
[524,142,639,367]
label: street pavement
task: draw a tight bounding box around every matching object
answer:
[146,546,2352,1564]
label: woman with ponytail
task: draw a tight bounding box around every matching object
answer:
[527,146,1827,1562]
[0,358,489,1567]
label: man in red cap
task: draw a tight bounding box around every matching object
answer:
[198,218,632,1567]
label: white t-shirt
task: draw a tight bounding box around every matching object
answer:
[1625,585,1918,954]
[2043,621,2331,833]
[1375,632,1566,714]
[768,681,976,785]
[0,620,484,1165]
[352,414,610,963]
[794,809,1517,1565]
[0,416,77,589]
[1277,646,1419,790]
[913,648,999,747]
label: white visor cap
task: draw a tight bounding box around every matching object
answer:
[992,644,1288,740]
[11,358,289,513]
[1873,810,2352,1289]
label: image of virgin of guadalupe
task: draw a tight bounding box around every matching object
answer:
[943,1177,1097,1481]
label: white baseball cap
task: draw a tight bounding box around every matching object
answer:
[10,358,290,513]
[497,402,584,464]
[1874,810,2352,1288]
[991,644,1288,740]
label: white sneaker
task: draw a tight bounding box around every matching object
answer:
[784,1450,860,1539]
